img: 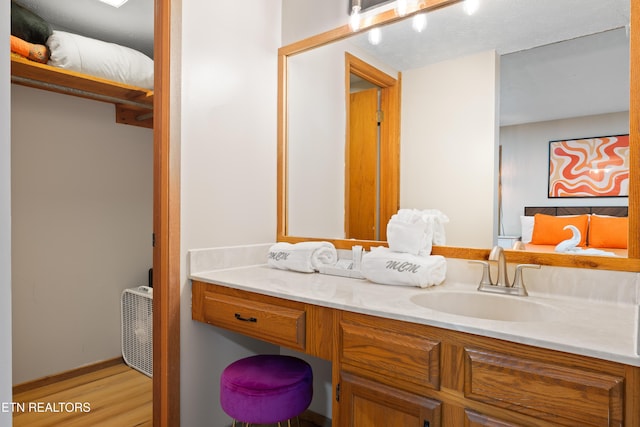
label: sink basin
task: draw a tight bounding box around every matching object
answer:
[410,291,561,322]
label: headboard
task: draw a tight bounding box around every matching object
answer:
[524,206,628,217]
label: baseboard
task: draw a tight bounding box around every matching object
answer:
[301,409,332,426]
[223,410,331,427]
[13,356,124,395]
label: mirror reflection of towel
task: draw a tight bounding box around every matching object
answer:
[386,209,449,256]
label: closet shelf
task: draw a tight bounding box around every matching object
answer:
[10,54,154,129]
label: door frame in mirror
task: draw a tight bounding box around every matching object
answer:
[345,52,400,240]
[277,0,640,272]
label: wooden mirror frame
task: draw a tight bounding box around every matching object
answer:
[278,0,640,272]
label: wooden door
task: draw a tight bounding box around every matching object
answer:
[347,87,379,240]
[339,372,441,427]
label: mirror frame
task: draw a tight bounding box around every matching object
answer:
[277,0,640,272]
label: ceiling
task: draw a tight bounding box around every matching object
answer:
[11,0,631,126]
[349,0,630,126]
[12,0,154,58]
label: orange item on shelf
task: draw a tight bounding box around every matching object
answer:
[10,34,49,63]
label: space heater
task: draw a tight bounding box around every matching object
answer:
[121,285,153,377]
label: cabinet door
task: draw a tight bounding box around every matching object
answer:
[339,372,441,427]
[464,409,523,427]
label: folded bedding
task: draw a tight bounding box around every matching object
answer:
[267,241,338,273]
[520,243,627,257]
[361,247,447,288]
[11,1,52,46]
[47,30,154,90]
[520,213,628,254]
[11,35,49,63]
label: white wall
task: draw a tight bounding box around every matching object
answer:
[179,1,292,425]
[500,111,629,236]
[287,38,400,238]
[281,0,345,45]
[401,50,499,248]
[11,85,153,384]
[287,42,348,237]
[1,0,13,424]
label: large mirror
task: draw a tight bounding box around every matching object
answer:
[278,0,640,271]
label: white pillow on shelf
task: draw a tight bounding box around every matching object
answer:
[47,30,154,90]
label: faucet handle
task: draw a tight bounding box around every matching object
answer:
[469,260,493,288]
[511,264,541,296]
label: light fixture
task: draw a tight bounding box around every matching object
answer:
[368,27,382,45]
[350,0,362,31]
[98,0,129,7]
[463,0,480,15]
[412,13,427,33]
[396,0,409,16]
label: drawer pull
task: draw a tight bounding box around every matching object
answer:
[234,313,258,323]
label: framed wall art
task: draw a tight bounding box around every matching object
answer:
[548,134,629,198]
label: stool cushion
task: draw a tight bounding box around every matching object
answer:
[220,355,313,424]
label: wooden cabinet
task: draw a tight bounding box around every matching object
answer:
[339,372,441,427]
[335,311,635,427]
[191,281,640,426]
[191,280,334,360]
[339,311,441,396]
[463,409,522,427]
[463,347,624,426]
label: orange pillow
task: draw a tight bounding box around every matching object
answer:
[588,215,628,249]
[530,214,589,246]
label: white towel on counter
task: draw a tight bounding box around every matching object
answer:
[386,209,449,256]
[267,241,338,273]
[360,247,447,288]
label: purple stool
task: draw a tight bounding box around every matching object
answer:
[220,354,313,427]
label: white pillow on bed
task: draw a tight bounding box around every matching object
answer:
[47,30,154,90]
[520,215,534,243]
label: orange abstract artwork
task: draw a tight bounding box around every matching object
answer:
[548,135,629,198]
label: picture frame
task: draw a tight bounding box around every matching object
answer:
[548,134,629,198]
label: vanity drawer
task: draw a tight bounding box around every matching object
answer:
[339,312,440,395]
[463,347,624,426]
[200,289,306,351]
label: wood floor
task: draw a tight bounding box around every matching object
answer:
[13,362,330,427]
[12,363,152,427]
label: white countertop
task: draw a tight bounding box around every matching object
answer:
[188,244,640,367]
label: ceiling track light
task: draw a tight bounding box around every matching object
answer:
[368,27,382,45]
[350,0,362,31]
[396,0,409,16]
[98,0,129,8]
[463,0,480,16]
[412,13,427,33]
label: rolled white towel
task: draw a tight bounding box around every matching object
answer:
[267,241,338,273]
[422,209,449,246]
[360,247,447,288]
[386,219,432,255]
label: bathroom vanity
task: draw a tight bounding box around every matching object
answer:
[190,250,640,427]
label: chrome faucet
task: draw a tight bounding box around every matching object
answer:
[470,246,540,296]
[489,245,509,287]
